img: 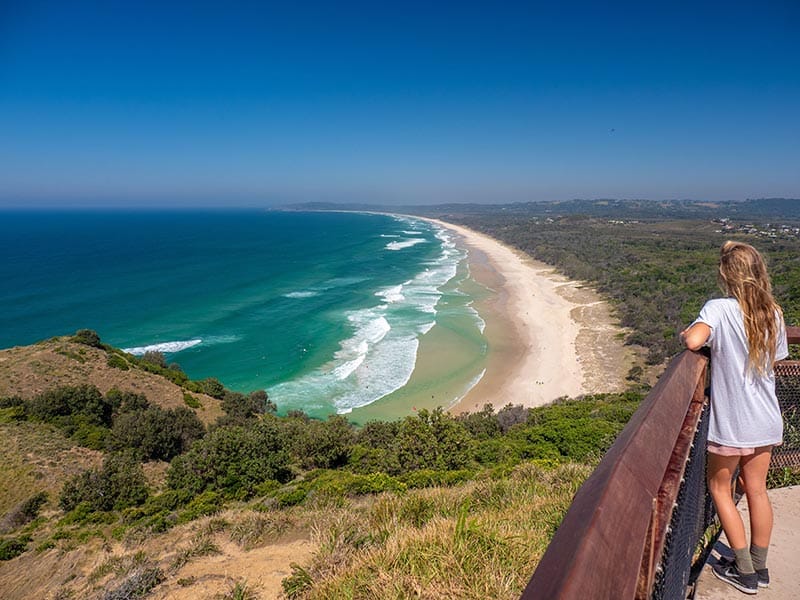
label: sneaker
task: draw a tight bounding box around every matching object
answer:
[712,562,758,594]
[718,555,770,588]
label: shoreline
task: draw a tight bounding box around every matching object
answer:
[417,217,634,413]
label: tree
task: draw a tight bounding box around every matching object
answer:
[59,453,148,512]
[110,406,204,461]
[140,351,167,369]
[166,417,291,498]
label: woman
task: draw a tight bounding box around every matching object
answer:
[681,241,787,595]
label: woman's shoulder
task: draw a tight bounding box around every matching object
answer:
[702,297,739,312]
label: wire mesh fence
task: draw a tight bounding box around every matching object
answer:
[650,402,715,600]
[773,361,800,471]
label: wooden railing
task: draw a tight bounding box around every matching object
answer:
[520,325,800,600]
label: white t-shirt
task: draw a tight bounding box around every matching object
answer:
[693,297,788,447]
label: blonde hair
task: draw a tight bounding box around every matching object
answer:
[718,241,782,374]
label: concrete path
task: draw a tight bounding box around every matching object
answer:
[695,485,800,599]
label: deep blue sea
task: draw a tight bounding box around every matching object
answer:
[0,210,485,417]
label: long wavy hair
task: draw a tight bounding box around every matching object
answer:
[718,241,782,375]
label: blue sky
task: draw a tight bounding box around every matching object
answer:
[1,0,798,207]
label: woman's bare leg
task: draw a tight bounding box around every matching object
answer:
[739,447,773,548]
[707,452,747,550]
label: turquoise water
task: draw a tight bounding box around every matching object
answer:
[0,210,486,417]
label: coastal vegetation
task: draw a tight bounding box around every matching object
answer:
[0,331,641,598]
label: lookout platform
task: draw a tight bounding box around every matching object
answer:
[695,485,800,600]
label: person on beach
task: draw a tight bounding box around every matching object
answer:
[681,241,787,595]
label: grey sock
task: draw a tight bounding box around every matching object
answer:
[734,546,755,574]
[750,544,768,571]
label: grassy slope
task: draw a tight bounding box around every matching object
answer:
[0,337,223,425]
[0,462,588,600]
[0,336,605,599]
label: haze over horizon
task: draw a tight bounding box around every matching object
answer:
[1,1,798,208]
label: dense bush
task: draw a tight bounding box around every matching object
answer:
[110,406,205,461]
[393,408,472,473]
[166,417,291,498]
[72,328,102,347]
[106,354,129,370]
[140,350,167,369]
[0,535,31,561]
[200,377,225,399]
[27,384,113,427]
[283,414,355,469]
[217,389,277,426]
[59,453,148,512]
[515,392,642,461]
[106,389,150,413]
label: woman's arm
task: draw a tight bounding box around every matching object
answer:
[680,322,711,351]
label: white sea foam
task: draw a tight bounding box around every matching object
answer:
[385,238,426,251]
[375,284,406,304]
[283,291,319,299]
[380,234,400,238]
[448,368,487,409]
[269,216,477,414]
[466,302,486,334]
[123,339,202,355]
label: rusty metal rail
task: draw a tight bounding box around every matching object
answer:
[520,325,800,600]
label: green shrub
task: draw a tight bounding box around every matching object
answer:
[347,444,401,475]
[0,405,27,423]
[217,390,276,426]
[0,535,31,561]
[399,469,474,489]
[283,414,355,470]
[393,408,473,473]
[167,418,291,498]
[71,420,109,450]
[355,419,399,448]
[0,395,25,409]
[177,491,224,523]
[27,384,112,426]
[183,392,201,409]
[106,389,149,413]
[110,406,204,461]
[72,328,102,347]
[107,354,130,370]
[200,377,225,399]
[276,488,307,508]
[60,453,148,513]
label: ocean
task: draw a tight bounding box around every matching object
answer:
[0,210,489,420]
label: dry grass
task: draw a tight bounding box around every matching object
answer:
[0,420,102,515]
[0,462,590,600]
[285,461,591,600]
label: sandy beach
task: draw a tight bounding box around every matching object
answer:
[422,218,635,413]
